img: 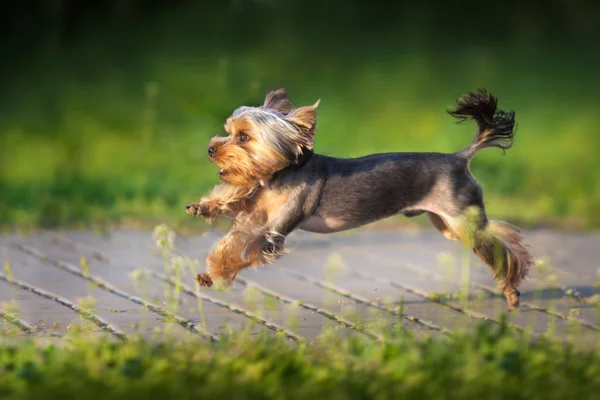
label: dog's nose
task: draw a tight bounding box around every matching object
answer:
[207,146,216,158]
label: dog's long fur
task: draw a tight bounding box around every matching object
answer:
[186,88,534,309]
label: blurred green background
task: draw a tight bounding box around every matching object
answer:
[1,0,599,230]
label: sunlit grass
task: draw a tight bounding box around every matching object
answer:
[1,321,600,400]
[1,10,600,231]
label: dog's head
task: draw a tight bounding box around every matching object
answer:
[207,88,320,187]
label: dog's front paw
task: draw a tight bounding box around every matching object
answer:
[185,202,213,218]
[196,272,213,287]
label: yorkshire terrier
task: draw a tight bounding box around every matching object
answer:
[185,88,533,310]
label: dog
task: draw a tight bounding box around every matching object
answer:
[185,88,533,310]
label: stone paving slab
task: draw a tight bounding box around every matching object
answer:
[357,239,600,331]
[0,245,192,341]
[0,279,85,337]
[0,228,599,347]
[54,231,365,341]
[12,236,272,342]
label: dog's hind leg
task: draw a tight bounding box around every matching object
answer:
[198,226,280,288]
[197,229,252,287]
[437,89,533,309]
[197,215,290,288]
[427,212,459,241]
[443,206,533,310]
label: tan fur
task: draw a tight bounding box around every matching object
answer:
[202,229,255,286]
[210,107,313,187]
[427,212,459,241]
[444,209,532,310]
[298,215,349,233]
[196,189,293,286]
[485,220,532,286]
[196,88,318,223]
[185,184,258,220]
[188,88,534,312]
[285,101,320,144]
[190,90,316,287]
[251,190,291,223]
[413,172,531,309]
[263,88,294,114]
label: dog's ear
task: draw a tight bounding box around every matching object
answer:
[263,88,293,114]
[286,100,320,145]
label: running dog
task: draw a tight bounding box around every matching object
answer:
[186,88,533,309]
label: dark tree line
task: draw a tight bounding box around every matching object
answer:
[1,0,599,46]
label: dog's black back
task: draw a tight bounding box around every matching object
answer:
[270,151,479,232]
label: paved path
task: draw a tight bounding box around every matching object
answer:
[1,228,599,346]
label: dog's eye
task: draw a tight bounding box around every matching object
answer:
[238,133,249,143]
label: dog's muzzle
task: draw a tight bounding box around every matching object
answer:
[207,146,216,158]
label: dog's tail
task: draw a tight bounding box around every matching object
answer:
[448,89,516,159]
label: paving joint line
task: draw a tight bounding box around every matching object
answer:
[236,276,383,342]
[476,282,600,331]
[156,272,305,343]
[51,233,598,336]
[44,234,304,343]
[49,234,381,341]
[166,240,434,340]
[296,243,582,339]
[12,243,218,342]
[348,269,524,333]
[341,242,598,332]
[0,309,34,334]
[284,269,451,336]
[337,241,598,329]
[47,234,109,263]
[60,234,370,342]
[394,260,600,332]
[0,272,126,340]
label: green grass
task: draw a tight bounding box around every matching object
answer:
[1,322,600,400]
[2,7,600,230]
